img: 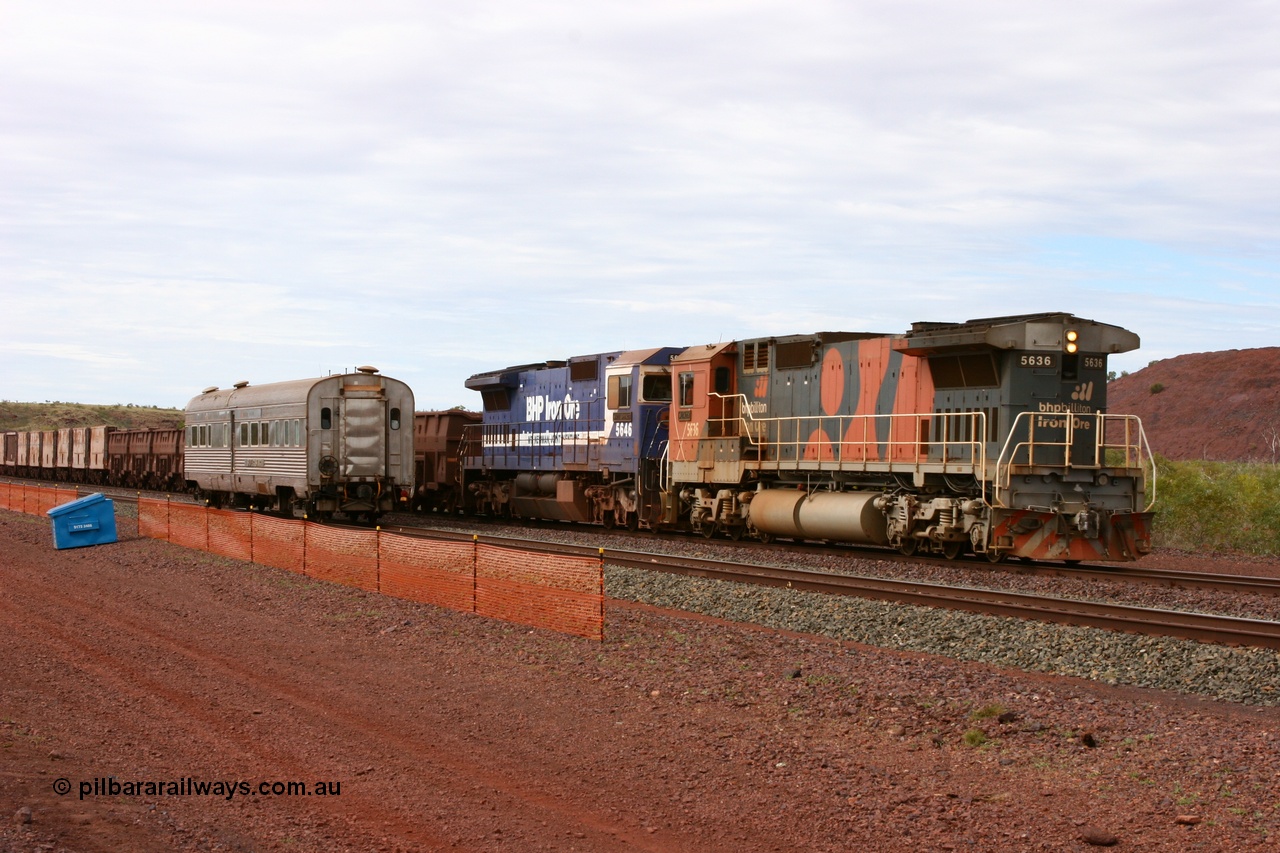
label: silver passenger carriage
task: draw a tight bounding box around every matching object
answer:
[183,367,415,521]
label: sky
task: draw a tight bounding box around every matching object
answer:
[2,0,1278,410]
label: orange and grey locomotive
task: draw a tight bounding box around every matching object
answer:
[183,367,414,522]
[665,313,1154,562]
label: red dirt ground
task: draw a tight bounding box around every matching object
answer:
[3,509,1280,852]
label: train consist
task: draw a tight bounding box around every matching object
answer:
[1,425,185,491]
[458,313,1155,563]
[3,313,1157,562]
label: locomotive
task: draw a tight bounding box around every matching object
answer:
[460,313,1154,563]
[183,367,415,521]
[462,347,682,528]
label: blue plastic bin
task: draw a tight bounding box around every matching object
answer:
[47,493,118,550]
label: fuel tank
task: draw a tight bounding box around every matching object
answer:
[746,490,889,545]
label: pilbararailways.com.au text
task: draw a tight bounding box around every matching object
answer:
[55,777,342,801]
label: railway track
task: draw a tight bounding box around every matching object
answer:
[382,522,1280,652]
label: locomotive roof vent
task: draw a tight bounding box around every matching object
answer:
[356,365,379,374]
[202,386,218,394]
[233,380,250,389]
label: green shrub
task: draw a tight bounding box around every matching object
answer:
[1152,457,1280,555]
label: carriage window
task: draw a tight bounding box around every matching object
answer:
[250,422,259,446]
[321,407,332,430]
[679,372,695,407]
[390,407,401,430]
[188,426,196,447]
[239,423,248,447]
[293,419,301,446]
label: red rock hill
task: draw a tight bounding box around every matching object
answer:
[1106,347,1280,462]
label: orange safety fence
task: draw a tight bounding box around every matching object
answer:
[38,487,58,515]
[305,524,380,591]
[168,502,209,552]
[476,543,604,641]
[138,498,169,540]
[11,487,605,641]
[251,514,307,574]
[207,509,254,563]
[380,534,475,612]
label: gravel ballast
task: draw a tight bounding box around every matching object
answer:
[607,566,1280,707]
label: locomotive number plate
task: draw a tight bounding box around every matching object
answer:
[1019,354,1055,367]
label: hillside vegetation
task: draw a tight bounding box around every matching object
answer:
[0,401,184,432]
[1154,457,1280,556]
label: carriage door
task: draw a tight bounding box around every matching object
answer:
[339,376,388,478]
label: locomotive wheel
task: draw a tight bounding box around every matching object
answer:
[942,541,963,560]
[898,538,918,557]
[625,511,639,532]
[727,525,745,541]
[601,512,616,530]
[700,523,717,539]
[985,548,1006,564]
[757,532,773,544]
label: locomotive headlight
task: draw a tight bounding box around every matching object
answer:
[1065,329,1079,354]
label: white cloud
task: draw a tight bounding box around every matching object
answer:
[1,0,1277,407]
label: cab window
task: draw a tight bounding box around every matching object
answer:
[679,372,695,407]
[607,375,633,409]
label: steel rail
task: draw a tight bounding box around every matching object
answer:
[997,562,1280,597]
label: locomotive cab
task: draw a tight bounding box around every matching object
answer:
[896,314,1154,561]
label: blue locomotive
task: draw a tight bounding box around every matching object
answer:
[461,347,682,528]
